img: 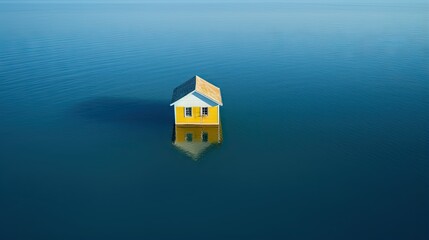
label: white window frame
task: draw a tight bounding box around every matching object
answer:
[201,107,208,116]
[185,107,192,117]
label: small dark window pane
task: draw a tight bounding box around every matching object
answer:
[185,107,192,117]
[202,107,208,116]
[186,133,193,142]
[202,132,208,142]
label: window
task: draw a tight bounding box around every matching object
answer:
[202,132,208,142]
[185,107,192,117]
[186,133,193,142]
[201,107,208,116]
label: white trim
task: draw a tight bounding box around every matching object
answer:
[172,91,216,108]
[170,90,196,106]
[170,89,223,106]
[174,106,177,124]
[217,105,220,124]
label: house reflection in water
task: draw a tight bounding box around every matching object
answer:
[172,125,222,160]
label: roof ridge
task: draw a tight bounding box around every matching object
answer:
[171,75,222,106]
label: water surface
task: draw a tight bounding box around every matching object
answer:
[0,3,428,239]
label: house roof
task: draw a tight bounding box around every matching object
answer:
[171,76,222,106]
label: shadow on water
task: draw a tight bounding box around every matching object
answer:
[74,97,223,160]
[74,97,173,126]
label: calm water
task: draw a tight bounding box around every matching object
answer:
[0,3,428,239]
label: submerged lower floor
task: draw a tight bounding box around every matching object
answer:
[172,124,222,159]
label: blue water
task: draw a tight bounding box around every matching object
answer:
[1,3,428,239]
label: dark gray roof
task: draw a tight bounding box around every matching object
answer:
[170,76,196,104]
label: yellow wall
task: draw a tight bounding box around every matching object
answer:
[174,125,222,143]
[175,106,219,125]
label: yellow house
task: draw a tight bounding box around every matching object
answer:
[170,75,222,125]
[172,125,222,160]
